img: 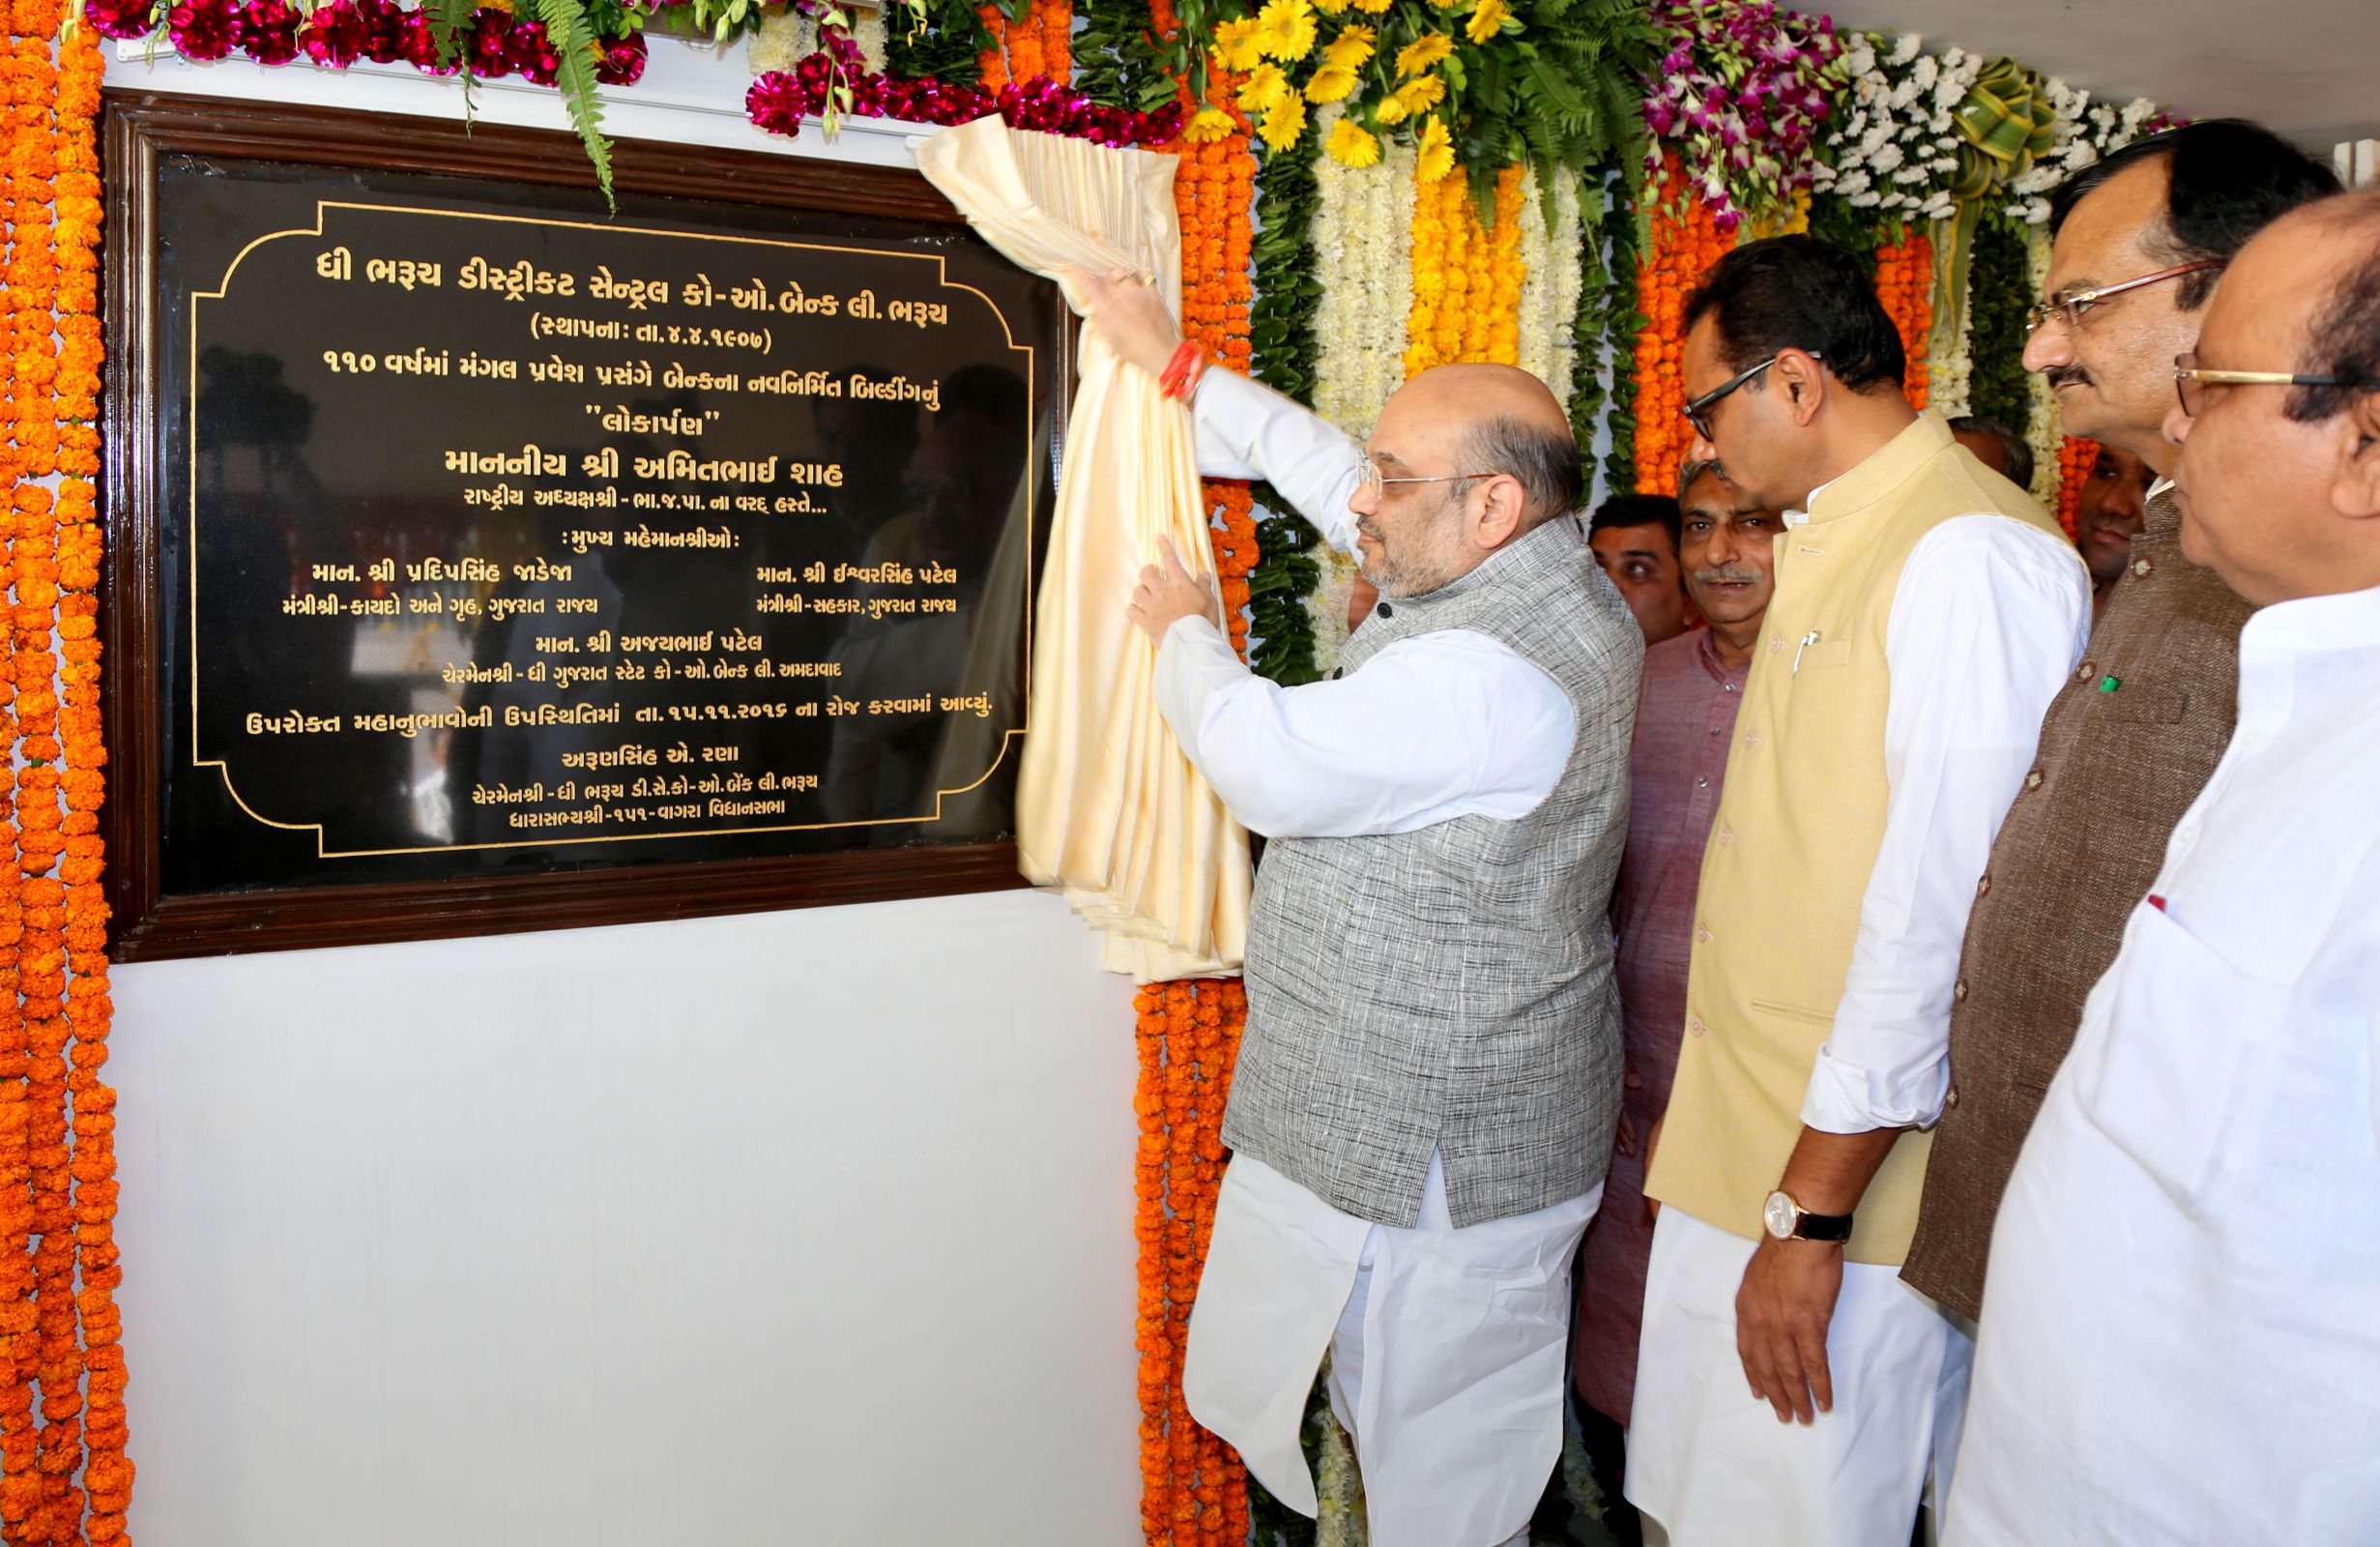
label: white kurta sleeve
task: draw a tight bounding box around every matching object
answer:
[1800,515,2090,1133]
[1151,615,1574,838]
[1190,368,1364,554]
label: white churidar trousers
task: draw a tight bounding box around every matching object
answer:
[1185,1152,1598,1547]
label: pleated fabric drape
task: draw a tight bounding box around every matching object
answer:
[915,117,1250,980]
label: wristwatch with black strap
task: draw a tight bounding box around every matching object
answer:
[1762,1188,1853,1243]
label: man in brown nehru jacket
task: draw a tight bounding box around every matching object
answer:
[1899,119,2338,1325]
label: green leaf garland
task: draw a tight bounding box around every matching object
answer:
[1244,110,1326,687]
[1071,0,1178,112]
[883,0,992,87]
[1965,207,2033,432]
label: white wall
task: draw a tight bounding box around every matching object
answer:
[117,894,1140,1546]
[107,41,1144,1547]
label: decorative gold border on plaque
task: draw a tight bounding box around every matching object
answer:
[189,199,1044,860]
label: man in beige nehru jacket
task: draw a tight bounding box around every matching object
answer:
[1626,234,2084,1544]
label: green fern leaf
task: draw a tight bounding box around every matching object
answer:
[537,0,617,211]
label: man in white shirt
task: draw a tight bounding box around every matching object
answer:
[1628,237,2087,1545]
[1946,187,2380,1547]
[1084,270,1643,1547]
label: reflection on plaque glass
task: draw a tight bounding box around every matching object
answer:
[153,156,1059,896]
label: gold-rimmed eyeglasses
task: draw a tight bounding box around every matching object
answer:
[2025,260,2225,336]
[2172,351,2377,418]
[1355,452,1501,502]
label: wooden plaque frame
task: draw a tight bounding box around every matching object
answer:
[102,92,1065,960]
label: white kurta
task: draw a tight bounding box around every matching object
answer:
[1156,372,1600,1547]
[1946,582,2380,1546]
[1629,486,2087,1545]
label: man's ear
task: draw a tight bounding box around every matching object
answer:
[1473,474,1527,549]
[2334,390,2380,524]
[1775,347,1826,428]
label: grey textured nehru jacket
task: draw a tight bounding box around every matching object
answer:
[1902,488,2255,1321]
[1223,513,1644,1231]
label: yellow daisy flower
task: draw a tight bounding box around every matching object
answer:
[1236,62,1292,114]
[1304,64,1359,102]
[1395,74,1446,112]
[1396,31,1453,76]
[1350,0,1391,15]
[1314,0,1349,12]
[1464,0,1511,44]
[1212,16,1265,73]
[1251,0,1319,62]
[1325,117,1382,168]
[1416,114,1454,182]
[1321,24,1375,68]
[1183,105,1239,142]
[1261,94,1310,150]
[1375,92,1411,125]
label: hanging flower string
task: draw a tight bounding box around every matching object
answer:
[1133,980,1248,1547]
[2054,437,2095,540]
[0,9,39,1532]
[55,24,130,1545]
[1632,154,1734,495]
[1174,108,1260,655]
[1874,229,1933,410]
[0,0,130,1537]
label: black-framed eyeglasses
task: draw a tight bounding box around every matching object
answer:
[2025,260,2224,336]
[1682,352,1820,442]
[2172,351,2379,418]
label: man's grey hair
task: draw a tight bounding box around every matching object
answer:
[1676,458,1725,504]
[1456,415,1582,527]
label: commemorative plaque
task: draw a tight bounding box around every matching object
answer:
[103,96,1069,957]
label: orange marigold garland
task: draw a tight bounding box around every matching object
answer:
[974,2,1008,89]
[1033,0,1069,84]
[1174,104,1257,656]
[1131,981,1247,1547]
[1633,156,1734,496]
[1130,13,1251,1544]
[56,22,128,1547]
[0,15,31,1539]
[2054,437,2096,540]
[1873,230,1932,410]
[1,7,128,1541]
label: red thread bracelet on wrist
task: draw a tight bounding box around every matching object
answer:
[1158,339,1204,400]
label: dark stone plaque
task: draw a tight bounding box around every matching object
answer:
[104,95,1070,957]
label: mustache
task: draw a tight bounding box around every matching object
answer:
[2046,365,2091,392]
[1692,566,1765,586]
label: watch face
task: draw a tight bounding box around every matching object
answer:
[1763,1190,1797,1241]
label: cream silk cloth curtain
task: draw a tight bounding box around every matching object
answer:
[915,117,1251,980]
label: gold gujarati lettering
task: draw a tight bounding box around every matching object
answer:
[204,202,1035,862]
